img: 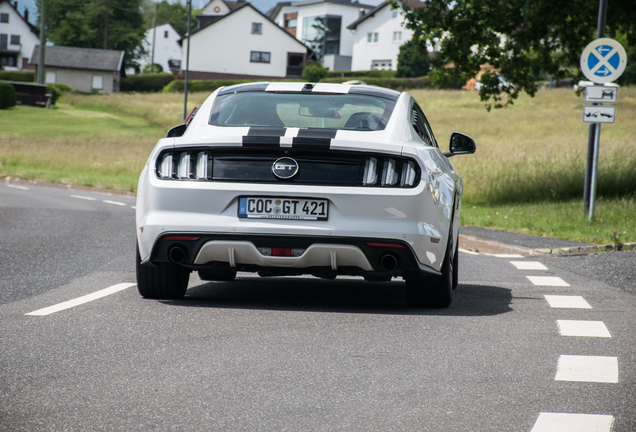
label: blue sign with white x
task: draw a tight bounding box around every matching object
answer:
[581,38,627,83]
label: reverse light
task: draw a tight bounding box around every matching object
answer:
[257,247,305,257]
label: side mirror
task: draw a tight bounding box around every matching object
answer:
[444,132,476,157]
[167,124,187,138]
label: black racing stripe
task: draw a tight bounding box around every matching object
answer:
[291,138,331,148]
[247,127,287,137]
[348,86,400,101]
[242,136,281,147]
[296,128,338,139]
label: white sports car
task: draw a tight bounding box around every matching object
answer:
[135,82,475,307]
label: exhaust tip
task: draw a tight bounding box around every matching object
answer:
[168,245,187,264]
[379,252,399,271]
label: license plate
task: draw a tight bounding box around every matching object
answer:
[238,197,328,220]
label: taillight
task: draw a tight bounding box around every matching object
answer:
[157,151,210,180]
[362,157,420,187]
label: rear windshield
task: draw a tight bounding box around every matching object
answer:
[209,92,396,131]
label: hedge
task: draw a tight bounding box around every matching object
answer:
[164,79,267,93]
[120,73,175,92]
[326,70,397,79]
[320,76,433,91]
[0,82,17,109]
[0,70,35,83]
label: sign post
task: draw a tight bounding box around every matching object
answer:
[580,37,627,222]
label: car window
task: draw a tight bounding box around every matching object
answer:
[410,101,437,148]
[209,92,396,131]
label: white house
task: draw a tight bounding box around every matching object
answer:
[347,0,424,71]
[268,0,375,71]
[0,0,39,70]
[182,3,309,79]
[137,23,182,73]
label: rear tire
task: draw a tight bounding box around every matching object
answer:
[136,245,189,299]
[452,240,459,290]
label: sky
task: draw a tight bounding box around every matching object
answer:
[16,0,384,26]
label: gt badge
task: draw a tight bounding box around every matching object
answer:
[272,157,299,179]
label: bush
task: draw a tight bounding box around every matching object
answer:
[320,76,433,91]
[396,39,431,78]
[47,85,62,105]
[163,79,254,93]
[0,82,17,109]
[0,70,35,83]
[302,61,328,82]
[49,83,72,93]
[120,73,174,92]
[326,70,396,78]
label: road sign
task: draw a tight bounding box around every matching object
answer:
[585,85,618,103]
[581,38,627,83]
[583,106,616,124]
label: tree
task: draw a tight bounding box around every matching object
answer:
[302,61,328,82]
[37,0,146,69]
[396,39,430,78]
[391,0,636,109]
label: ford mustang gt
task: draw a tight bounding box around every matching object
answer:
[135,82,475,307]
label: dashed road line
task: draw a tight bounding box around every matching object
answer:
[510,261,548,270]
[484,253,525,258]
[458,248,479,255]
[555,355,618,383]
[102,200,127,206]
[557,320,611,338]
[527,276,570,287]
[544,295,592,309]
[25,283,136,316]
[530,412,614,432]
[70,195,97,201]
[6,184,29,190]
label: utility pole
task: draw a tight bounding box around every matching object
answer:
[183,0,191,122]
[36,0,46,84]
[103,0,108,50]
[150,3,157,74]
[584,0,608,221]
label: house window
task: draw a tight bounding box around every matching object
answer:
[0,13,9,23]
[393,31,402,42]
[92,75,103,90]
[10,35,20,45]
[250,51,270,63]
[45,72,56,83]
[0,55,16,66]
[251,23,262,34]
[164,30,168,38]
[372,60,392,70]
[285,18,296,28]
[302,15,341,61]
[0,34,6,50]
[367,32,378,43]
[392,10,398,18]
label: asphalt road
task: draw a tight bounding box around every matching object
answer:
[1,183,635,432]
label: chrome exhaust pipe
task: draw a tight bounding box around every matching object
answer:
[379,252,399,271]
[168,245,187,264]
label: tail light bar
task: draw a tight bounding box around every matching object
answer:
[362,157,420,188]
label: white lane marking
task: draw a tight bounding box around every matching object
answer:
[458,248,479,255]
[131,206,136,210]
[530,412,614,432]
[71,195,97,201]
[25,283,136,316]
[555,355,618,383]
[527,276,570,286]
[557,320,611,338]
[102,200,127,206]
[544,295,592,309]
[510,261,548,270]
[6,184,30,190]
[484,253,525,258]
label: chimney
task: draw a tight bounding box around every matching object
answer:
[13,2,18,9]
[24,7,28,22]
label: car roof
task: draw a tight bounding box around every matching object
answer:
[217,82,401,101]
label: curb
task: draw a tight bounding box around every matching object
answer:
[459,234,636,257]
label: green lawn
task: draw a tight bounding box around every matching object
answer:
[1,88,635,244]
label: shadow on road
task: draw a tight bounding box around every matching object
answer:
[158,277,513,317]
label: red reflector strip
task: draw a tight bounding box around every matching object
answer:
[271,248,293,257]
[366,242,405,248]
[163,236,200,241]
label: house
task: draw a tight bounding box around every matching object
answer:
[137,23,182,74]
[268,0,375,71]
[30,45,125,93]
[0,0,39,70]
[181,3,309,80]
[347,0,426,72]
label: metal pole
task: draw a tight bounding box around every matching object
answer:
[183,0,191,122]
[103,0,108,50]
[588,124,602,222]
[150,4,157,74]
[583,0,608,218]
[36,0,46,84]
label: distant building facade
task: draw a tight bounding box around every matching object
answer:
[136,23,182,74]
[0,0,39,70]
[30,45,125,93]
